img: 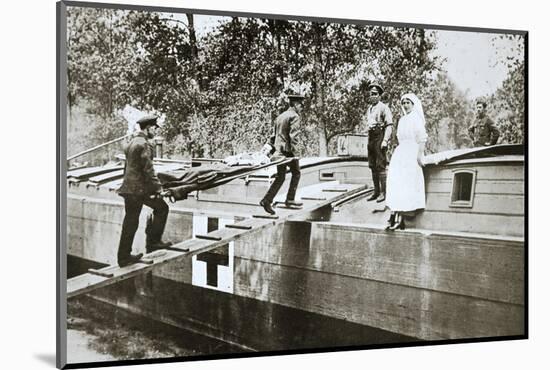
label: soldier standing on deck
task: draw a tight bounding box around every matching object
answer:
[468,98,500,147]
[259,94,305,215]
[363,83,393,202]
[116,114,172,267]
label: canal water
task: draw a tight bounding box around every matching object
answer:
[67,256,245,363]
[67,255,417,364]
[67,295,245,362]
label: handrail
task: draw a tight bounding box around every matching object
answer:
[113,153,191,165]
[331,188,372,210]
[67,133,132,161]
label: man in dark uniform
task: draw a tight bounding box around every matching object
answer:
[260,94,305,215]
[116,114,172,267]
[468,98,500,146]
[363,83,393,202]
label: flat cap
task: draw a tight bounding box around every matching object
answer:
[287,94,305,102]
[475,97,488,107]
[136,114,159,129]
[368,83,384,95]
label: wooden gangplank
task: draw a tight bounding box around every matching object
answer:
[66,182,367,299]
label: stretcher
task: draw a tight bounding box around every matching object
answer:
[160,156,295,202]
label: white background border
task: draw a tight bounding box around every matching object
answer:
[3,0,545,369]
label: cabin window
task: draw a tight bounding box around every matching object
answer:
[207,217,219,232]
[319,170,344,181]
[320,171,335,180]
[450,169,476,208]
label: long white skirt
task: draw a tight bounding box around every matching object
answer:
[386,140,426,212]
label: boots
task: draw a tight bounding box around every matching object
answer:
[384,212,396,230]
[145,213,173,253]
[389,213,405,230]
[146,240,173,254]
[260,198,276,215]
[377,171,387,203]
[367,171,380,201]
[285,199,303,208]
[118,253,144,267]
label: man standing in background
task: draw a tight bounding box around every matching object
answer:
[469,98,500,146]
[363,83,393,203]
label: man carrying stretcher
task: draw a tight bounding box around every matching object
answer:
[259,94,306,215]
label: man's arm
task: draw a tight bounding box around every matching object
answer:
[468,122,476,141]
[264,125,276,155]
[268,125,276,146]
[488,118,500,145]
[381,106,393,148]
[141,143,162,193]
[289,114,301,149]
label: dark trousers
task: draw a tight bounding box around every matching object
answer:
[117,194,169,262]
[263,156,301,203]
[367,128,388,195]
[367,128,387,171]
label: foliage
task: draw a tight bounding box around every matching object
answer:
[189,20,447,155]
[487,34,525,144]
[491,61,525,144]
[421,73,470,152]
[66,9,525,159]
[67,8,140,118]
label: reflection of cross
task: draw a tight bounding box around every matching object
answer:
[196,248,229,287]
[195,217,229,287]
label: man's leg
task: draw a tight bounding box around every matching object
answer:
[366,131,380,201]
[375,143,388,202]
[377,169,387,202]
[263,163,286,203]
[367,129,387,202]
[143,196,170,252]
[285,158,302,206]
[117,195,143,264]
[366,170,380,201]
[261,163,286,214]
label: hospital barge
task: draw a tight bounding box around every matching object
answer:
[66,144,525,352]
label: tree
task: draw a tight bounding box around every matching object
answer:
[67,10,493,159]
[487,34,526,144]
[67,7,142,118]
[190,19,445,157]
[421,73,470,152]
[67,7,144,158]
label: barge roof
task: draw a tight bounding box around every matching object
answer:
[424,144,523,166]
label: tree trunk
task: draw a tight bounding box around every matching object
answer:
[267,19,284,92]
[318,124,328,156]
[186,13,201,89]
[186,13,198,61]
[313,24,328,157]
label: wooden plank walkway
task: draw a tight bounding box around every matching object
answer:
[67,182,367,299]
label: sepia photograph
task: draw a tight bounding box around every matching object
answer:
[57,0,526,368]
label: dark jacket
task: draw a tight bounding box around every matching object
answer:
[270,108,301,156]
[117,132,162,196]
[468,115,500,146]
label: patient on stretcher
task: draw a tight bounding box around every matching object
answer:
[222,150,270,167]
[158,146,278,201]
